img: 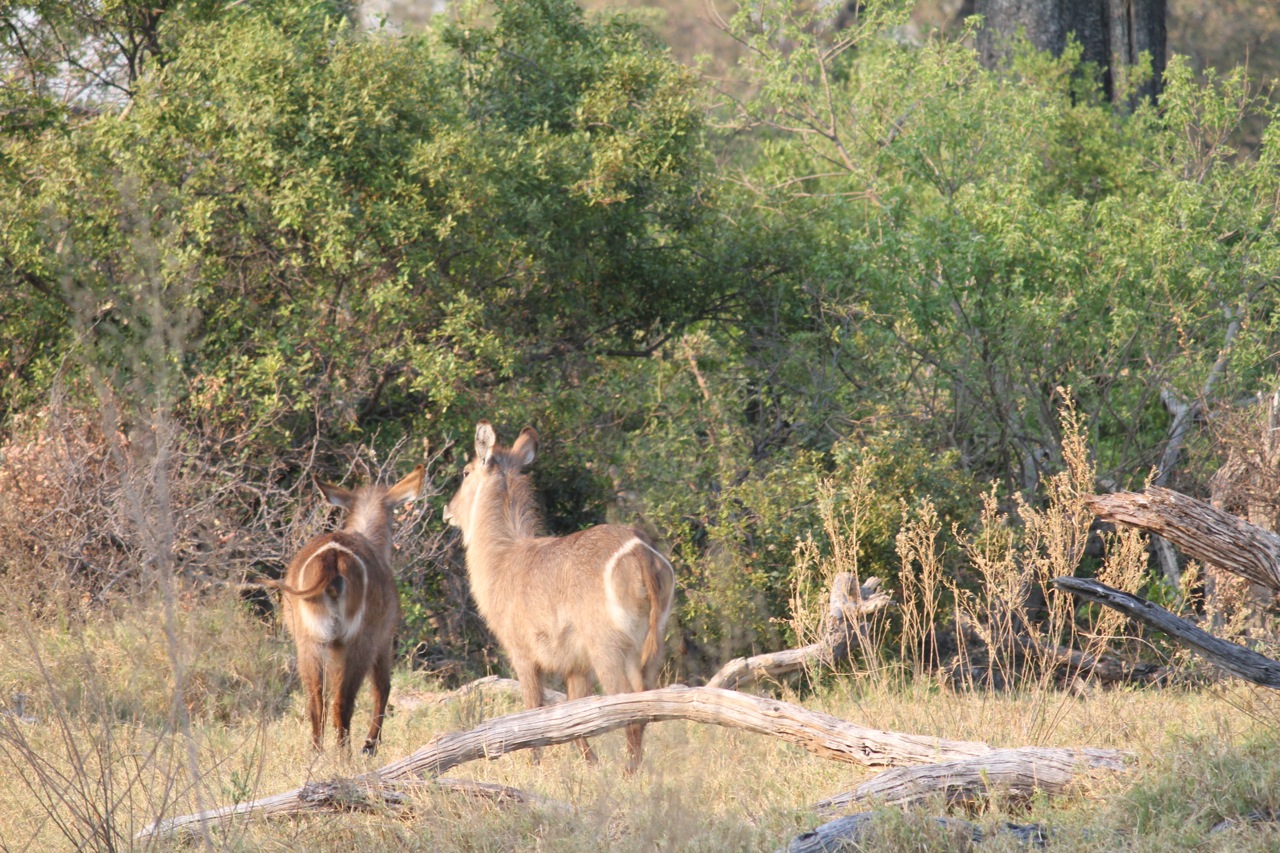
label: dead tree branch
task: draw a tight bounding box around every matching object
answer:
[782,812,1049,853]
[1052,577,1280,688]
[138,685,996,839]
[814,746,1131,812]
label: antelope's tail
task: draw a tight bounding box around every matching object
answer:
[261,552,339,599]
[636,533,674,671]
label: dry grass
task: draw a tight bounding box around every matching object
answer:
[5,624,1280,852]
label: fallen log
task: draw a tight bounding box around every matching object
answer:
[138,685,994,839]
[1051,577,1280,689]
[814,746,1131,813]
[781,812,1049,853]
[1085,487,1280,592]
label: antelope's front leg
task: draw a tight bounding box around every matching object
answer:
[564,671,598,764]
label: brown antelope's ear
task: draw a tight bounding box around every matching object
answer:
[387,464,425,506]
[510,427,538,468]
[314,475,355,509]
[475,421,497,465]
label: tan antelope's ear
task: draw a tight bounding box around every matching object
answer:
[510,427,538,468]
[475,421,497,465]
[314,475,355,509]
[387,464,425,506]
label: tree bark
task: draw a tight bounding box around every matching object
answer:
[706,574,892,690]
[974,0,1167,105]
[1085,486,1280,592]
[1051,577,1280,688]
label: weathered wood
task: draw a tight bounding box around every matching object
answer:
[137,685,993,839]
[1051,577,1280,689]
[378,685,992,780]
[707,574,893,690]
[1085,487,1280,592]
[815,746,1131,813]
[782,813,1049,853]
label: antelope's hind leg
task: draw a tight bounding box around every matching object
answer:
[362,644,393,756]
[601,658,648,774]
[331,654,364,753]
[564,671,598,764]
[297,645,327,751]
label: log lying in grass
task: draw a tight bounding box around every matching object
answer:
[137,685,996,839]
[1051,577,1280,689]
[1085,487,1280,592]
[707,574,893,690]
[814,746,1131,813]
[781,813,1049,853]
[379,684,992,779]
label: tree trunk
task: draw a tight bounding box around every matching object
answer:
[973,0,1167,105]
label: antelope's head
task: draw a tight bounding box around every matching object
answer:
[443,421,537,545]
[315,465,425,562]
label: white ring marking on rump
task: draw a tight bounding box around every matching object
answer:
[297,541,368,644]
[603,538,646,635]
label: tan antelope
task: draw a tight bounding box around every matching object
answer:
[443,422,675,771]
[269,465,424,755]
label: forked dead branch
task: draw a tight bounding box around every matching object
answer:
[707,573,892,690]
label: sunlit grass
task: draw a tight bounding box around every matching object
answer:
[4,588,1280,851]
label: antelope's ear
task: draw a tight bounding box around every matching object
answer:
[475,421,497,465]
[387,464,425,506]
[315,475,355,509]
[511,427,538,468]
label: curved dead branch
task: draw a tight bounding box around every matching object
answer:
[1086,487,1280,592]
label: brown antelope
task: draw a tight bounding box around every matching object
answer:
[443,422,675,771]
[269,465,424,755]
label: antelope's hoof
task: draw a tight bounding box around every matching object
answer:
[362,740,378,756]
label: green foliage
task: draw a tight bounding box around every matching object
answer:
[0,0,715,451]
[717,2,1280,498]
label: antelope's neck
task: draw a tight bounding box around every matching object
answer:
[466,474,537,572]
[344,501,392,564]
